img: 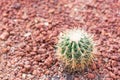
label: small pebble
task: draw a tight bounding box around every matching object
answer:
[87,73,95,79]
[12,3,21,9]
[0,31,9,40]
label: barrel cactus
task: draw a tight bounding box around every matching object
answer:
[56,28,95,72]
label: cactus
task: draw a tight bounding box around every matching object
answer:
[56,28,95,72]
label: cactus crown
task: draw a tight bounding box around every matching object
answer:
[56,28,94,71]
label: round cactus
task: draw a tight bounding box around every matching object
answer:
[56,28,95,71]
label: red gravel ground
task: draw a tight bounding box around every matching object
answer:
[0,0,120,80]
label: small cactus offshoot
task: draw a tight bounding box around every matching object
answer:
[56,28,95,72]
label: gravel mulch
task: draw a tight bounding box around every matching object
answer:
[0,0,120,80]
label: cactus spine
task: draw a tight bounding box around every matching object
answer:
[56,28,95,71]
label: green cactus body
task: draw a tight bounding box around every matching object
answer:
[56,28,95,71]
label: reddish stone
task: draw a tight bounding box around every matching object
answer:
[111,60,118,67]
[32,70,38,75]
[91,63,97,70]
[110,56,119,61]
[43,65,47,69]
[74,76,79,80]
[30,52,36,56]
[0,31,9,40]
[32,61,38,65]
[97,60,102,67]
[38,48,46,54]
[15,78,22,80]
[21,68,26,73]
[109,72,116,79]
[105,78,113,80]
[45,70,50,75]
[107,66,112,71]
[87,73,95,79]
[59,76,66,80]
[18,63,24,67]
[45,78,50,80]
[24,64,31,70]
[118,71,120,76]
[34,55,41,61]
[0,47,9,54]
[16,51,25,57]
[44,55,53,67]
[48,9,55,13]
[11,3,21,9]
[3,12,8,17]
[25,45,32,52]
[113,67,118,75]
[22,13,28,20]
[33,47,37,52]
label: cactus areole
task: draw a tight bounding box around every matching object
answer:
[56,28,95,71]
